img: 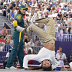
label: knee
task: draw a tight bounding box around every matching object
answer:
[27,24,35,32]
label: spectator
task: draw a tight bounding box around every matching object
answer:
[57,50,60,53]
[28,0,32,5]
[33,41,40,54]
[3,40,11,52]
[2,2,6,16]
[57,11,62,20]
[4,33,9,42]
[56,47,66,67]
[24,34,29,46]
[64,55,69,63]
[0,35,6,46]
[28,39,34,47]
[8,35,13,47]
[61,62,71,71]
[62,11,68,18]
[1,26,8,37]
[10,9,14,22]
[58,28,63,39]
[24,43,33,54]
[6,49,12,58]
[7,5,11,14]
[3,49,12,69]
[0,0,4,8]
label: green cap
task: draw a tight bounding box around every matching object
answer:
[19,5,28,10]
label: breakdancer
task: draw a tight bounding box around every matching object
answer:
[15,17,59,71]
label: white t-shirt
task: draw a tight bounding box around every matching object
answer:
[52,13,58,17]
[56,53,66,67]
[60,3,65,8]
[28,42,35,47]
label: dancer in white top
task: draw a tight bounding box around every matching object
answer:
[16,17,59,71]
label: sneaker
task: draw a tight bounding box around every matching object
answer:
[5,67,10,69]
[10,66,17,69]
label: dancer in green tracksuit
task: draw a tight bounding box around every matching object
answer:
[6,5,28,69]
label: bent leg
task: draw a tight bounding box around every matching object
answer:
[19,17,55,38]
[35,17,55,37]
[26,24,49,39]
[26,24,53,45]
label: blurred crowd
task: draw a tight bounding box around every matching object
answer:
[0,0,72,40]
[0,0,72,71]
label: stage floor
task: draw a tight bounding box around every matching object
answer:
[0,69,72,72]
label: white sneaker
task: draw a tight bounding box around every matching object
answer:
[5,67,10,69]
[10,66,17,69]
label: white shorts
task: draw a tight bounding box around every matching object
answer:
[23,47,59,69]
